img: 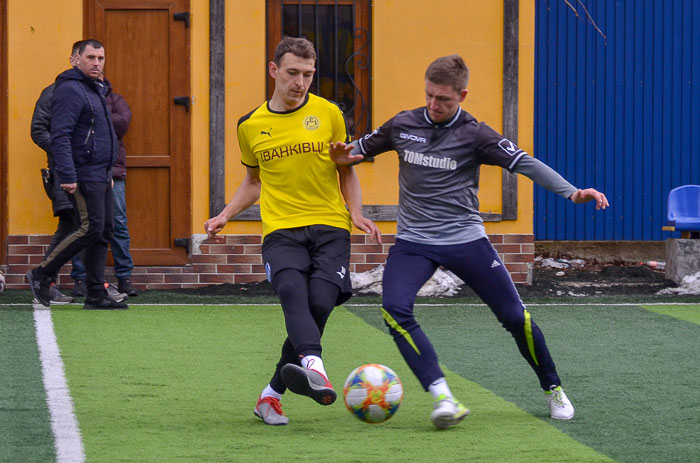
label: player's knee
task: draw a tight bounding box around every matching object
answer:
[273,277,301,300]
[381,305,419,336]
[499,313,526,333]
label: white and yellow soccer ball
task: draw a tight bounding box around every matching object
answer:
[343,364,403,423]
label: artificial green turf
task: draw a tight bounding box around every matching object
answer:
[0,306,56,463]
[348,303,700,463]
[3,288,700,306]
[641,304,700,324]
[50,304,611,463]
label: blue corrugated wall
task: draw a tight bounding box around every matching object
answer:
[534,0,700,240]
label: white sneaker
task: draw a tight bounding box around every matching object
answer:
[430,394,470,429]
[546,385,574,420]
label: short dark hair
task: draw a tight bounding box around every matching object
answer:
[77,39,104,55]
[273,37,316,65]
[425,54,469,92]
[71,40,84,55]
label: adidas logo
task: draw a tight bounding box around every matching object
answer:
[490,260,501,268]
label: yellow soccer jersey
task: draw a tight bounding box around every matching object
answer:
[237,93,352,237]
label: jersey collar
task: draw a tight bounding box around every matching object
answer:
[423,106,462,128]
[267,93,310,115]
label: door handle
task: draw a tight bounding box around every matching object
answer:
[174,96,190,112]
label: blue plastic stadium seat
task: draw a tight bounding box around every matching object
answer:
[667,185,700,232]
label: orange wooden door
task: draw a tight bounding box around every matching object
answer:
[85,0,191,265]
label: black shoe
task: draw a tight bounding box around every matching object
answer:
[280,364,337,405]
[27,268,51,308]
[84,294,128,310]
[72,279,87,297]
[118,278,138,297]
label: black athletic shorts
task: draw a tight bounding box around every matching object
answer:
[262,224,352,306]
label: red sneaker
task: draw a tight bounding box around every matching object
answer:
[254,396,288,425]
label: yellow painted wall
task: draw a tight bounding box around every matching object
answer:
[7,0,535,238]
[214,0,266,235]
[191,0,212,236]
[363,0,535,234]
[7,0,82,234]
[6,0,217,236]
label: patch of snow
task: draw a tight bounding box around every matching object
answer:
[351,265,464,297]
[656,271,700,295]
[539,258,570,269]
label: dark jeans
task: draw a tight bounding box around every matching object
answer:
[110,178,133,279]
[39,181,114,296]
[45,210,86,281]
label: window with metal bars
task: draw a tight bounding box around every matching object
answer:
[266,0,371,139]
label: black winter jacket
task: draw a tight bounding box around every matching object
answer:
[50,67,118,184]
[31,82,74,215]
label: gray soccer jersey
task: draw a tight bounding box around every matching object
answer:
[354,107,577,245]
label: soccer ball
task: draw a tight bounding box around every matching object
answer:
[343,364,403,423]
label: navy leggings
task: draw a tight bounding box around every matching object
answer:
[382,237,561,391]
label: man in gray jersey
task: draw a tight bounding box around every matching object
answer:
[330,54,608,429]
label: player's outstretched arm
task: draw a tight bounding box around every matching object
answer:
[570,188,609,210]
[204,167,262,239]
[329,141,365,165]
[337,165,382,244]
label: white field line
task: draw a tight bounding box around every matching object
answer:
[33,308,85,463]
[4,302,699,308]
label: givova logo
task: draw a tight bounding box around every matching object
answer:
[400,132,427,143]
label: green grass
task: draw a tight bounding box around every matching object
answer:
[348,303,700,463]
[50,304,612,463]
[0,306,55,463]
[2,299,698,462]
[642,304,700,323]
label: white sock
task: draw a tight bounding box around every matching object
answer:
[261,384,282,400]
[428,377,453,400]
[301,355,328,378]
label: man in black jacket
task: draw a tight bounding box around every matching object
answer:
[27,39,127,310]
[31,40,87,301]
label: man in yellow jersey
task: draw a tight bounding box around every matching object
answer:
[205,37,381,426]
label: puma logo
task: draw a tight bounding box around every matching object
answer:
[260,128,272,137]
[336,266,347,279]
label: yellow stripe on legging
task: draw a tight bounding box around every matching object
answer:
[523,309,539,366]
[381,308,421,355]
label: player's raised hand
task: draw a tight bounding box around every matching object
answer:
[329,141,365,164]
[570,188,609,209]
[204,216,227,239]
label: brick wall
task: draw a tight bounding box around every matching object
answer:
[1,233,534,290]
